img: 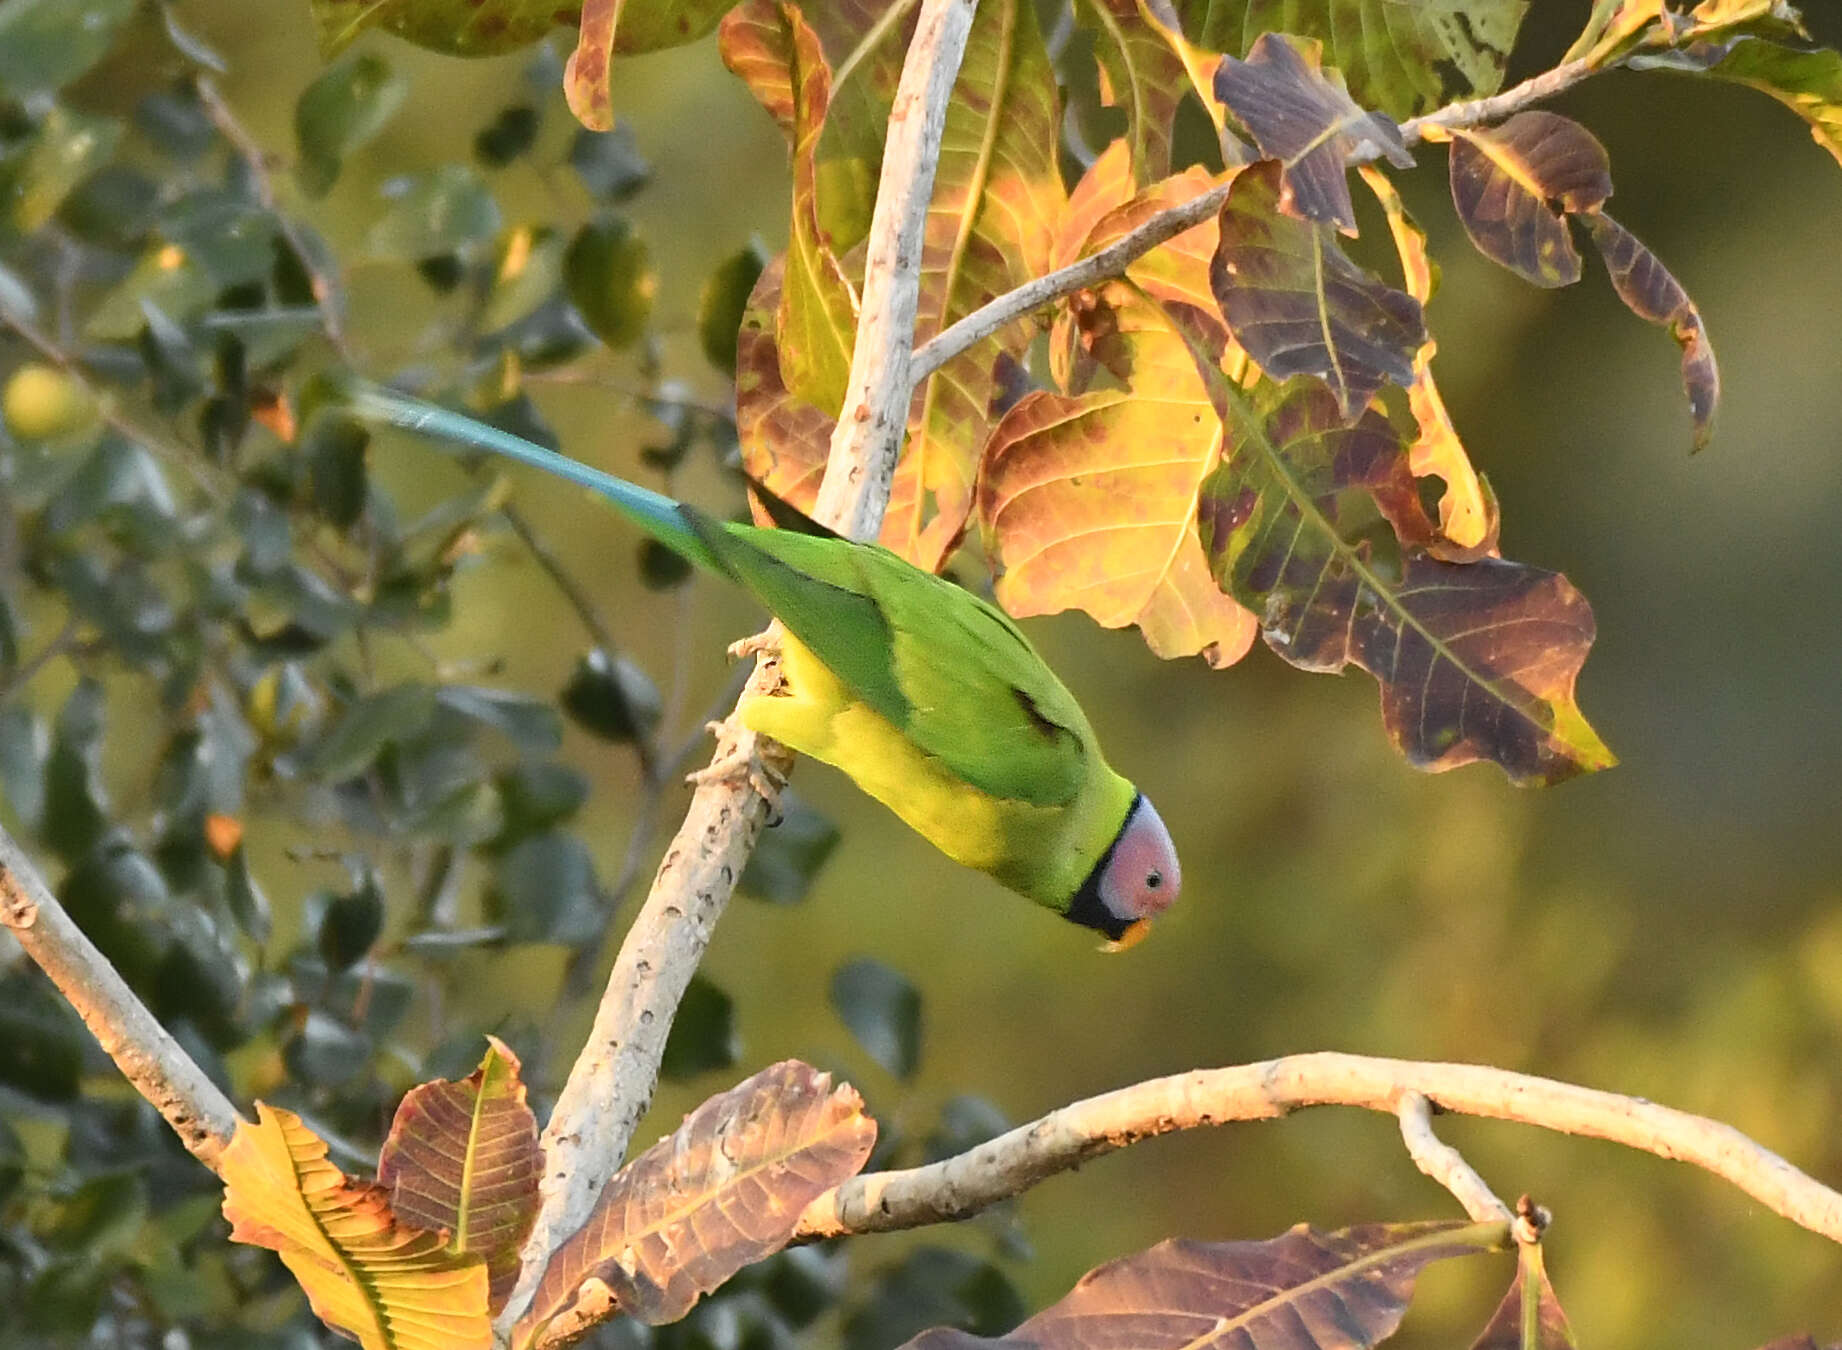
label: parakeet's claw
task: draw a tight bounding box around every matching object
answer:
[727,630,780,663]
[687,719,786,820]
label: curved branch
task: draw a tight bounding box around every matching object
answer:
[794,1052,1842,1245]
[908,58,1598,384]
[499,1,978,1335]
[1397,1090,1511,1224]
[0,827,243,1170]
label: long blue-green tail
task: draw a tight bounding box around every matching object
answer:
[343,382,727,575]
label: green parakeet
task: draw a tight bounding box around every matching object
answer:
[348,386,1181,947]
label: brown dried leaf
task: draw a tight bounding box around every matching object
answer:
[1440,111,1611,288]
[515,1061,875,1345]
[736,256,836,520]
[1470,1243,1579,1350]
[565,0,735,128]
[221,1104,490,1350]
[904,1221,1508,1350]
[377,1036,540,1313]
[1213,33,1412,234]
[1582,211,1720,449]
[1212,161,1425,419]
[1193,366,1615,785]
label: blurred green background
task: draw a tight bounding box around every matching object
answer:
[51,1,1842,1346]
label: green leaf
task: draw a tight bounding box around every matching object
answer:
[482,224,566,332]
[42,677,109,864]
[569,122,651,199]
[318,874,385,971]
[311,0,570,59]
[699,240,770,374]
[0,972,85,1100]
[0,0,137,98]
[224,843,272,945]
[436,685,564,753]
[489,831,602,945]
[1634,36,1842,169]
[829,957,922,1079]
[308,682,439,781]
[1077,0,1191,184]
[739,788,839,903]
[0,104,122,233]
[474,104,541,167]
[564,214,654,348]
[493,761,588,843]
[1174,0,1532,120]
[304,413,371,529]
[1213,160,1425,418]
[366,165,502,263]
[560,648,661,743]
[1194,369,1615,785]
[283,1009,374,1088]
[0,704,45,830]
[846,1249,1026,1350]
[659,974,740,1081]
[295,52,410,198]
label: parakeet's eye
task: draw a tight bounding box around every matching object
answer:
[1145,869,1163,890]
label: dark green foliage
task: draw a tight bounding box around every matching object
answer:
[829,956,923,1080]
[659,973,739,1081]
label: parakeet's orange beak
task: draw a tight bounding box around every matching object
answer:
[1101,918,1153,953]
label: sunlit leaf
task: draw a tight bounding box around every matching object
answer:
[902,1221,1508,1350]
[0,0,136,98]
[221,1104,491,1350]
[1439,112,1612,288]
[378,1037,540,1312]
[1212,161,1425,418]
[734,257,838,523]
[1470,1242,1579,1350]
[1562,0,1667,67]
[515,1060,876,1343]
[1078,0,1190,184]
[1358,164,1495,554]
[722,0,858,415]
[566,0,736,130]
[1193,368,1615,784]
[1634,36,1842,169]
[295,52,409,198]
[830,957,922,1078]
[565,214,655,348]
[1213,33,1411,233]
[312,0,574,59]
[1582,211,1719,449]
[1173,0,1531,120]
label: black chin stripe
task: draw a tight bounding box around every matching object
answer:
[1063,792,1141,940]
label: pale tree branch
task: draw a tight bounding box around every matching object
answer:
[794,1052,1842,1246]
[1396,1090,1512,1223]
[908,58,1598,384]
[0,827,243,1170]
[497,0,978,1337]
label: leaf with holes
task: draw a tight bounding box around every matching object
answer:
[902,1221,1509,1350]
[1436,112,1612,288]
[1212,161,1425,419]
[1634,36,1842,169]
[1174,0,1531,120]
[1471,1243,1579,1350]
[514,1060,876,1346]
[1582,211,1720,449]
[1213,33,1411,233]
[1193,364,1614,785]
[377,1037,541,1312]
[987,170,1255,667]
[1358,165,1495,554]
[221,1104,490,1350]
[1078,0,1191,184]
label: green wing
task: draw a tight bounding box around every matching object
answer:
[694,517,1094,808]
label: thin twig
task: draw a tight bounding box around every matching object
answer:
[195,75,353,360]
[496,2,978,1336]
[0,826,243,1170]
[794,1052,1842,1245]
[908,58,1598,384]
[1397,1090,1512,1223]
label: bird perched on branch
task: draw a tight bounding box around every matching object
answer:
[346,384,1181,949]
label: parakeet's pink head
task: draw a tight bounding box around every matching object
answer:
[1066,794,1181,950]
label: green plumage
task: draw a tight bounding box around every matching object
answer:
[349,385,1141,921]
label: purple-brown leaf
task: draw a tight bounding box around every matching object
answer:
[903,1221,1507,1350]
[514,1061,875,1346]
[1470,1243,1578,1350]
[377,1036,540,1313]
[1444,111,1611,287]
[1212,161,1425,419]
[1214,33,1412,234]
[1583,210,1720,449]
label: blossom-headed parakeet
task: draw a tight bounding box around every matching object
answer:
[349,386,1181,947]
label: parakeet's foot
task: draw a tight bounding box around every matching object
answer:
[688,719,786,818]
[727,630,780,663]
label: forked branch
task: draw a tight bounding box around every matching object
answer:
[794,1052,1842,1245]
